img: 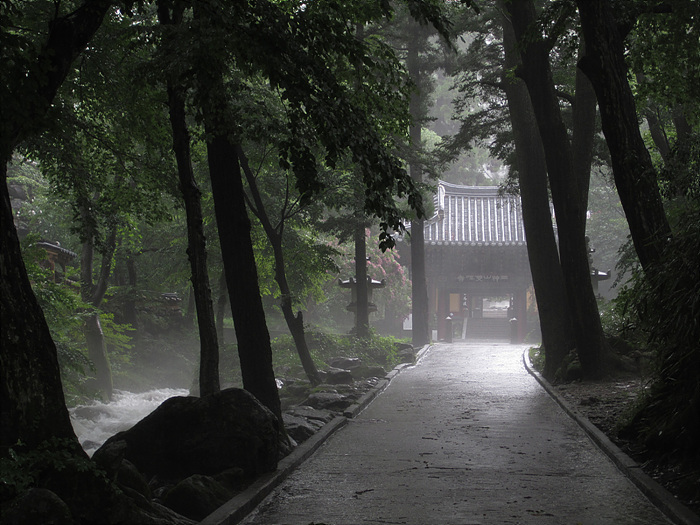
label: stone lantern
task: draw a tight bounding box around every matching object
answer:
[338,276,386,327]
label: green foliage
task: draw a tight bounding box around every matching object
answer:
[20,235,91,371]
[286,331,406,370]
[528,346,545,372]
[179,0,450,248]
[222,331,409,383]
[19,234,135,403]
[0,438,109,504]
[304,229,412,335]
[611,199,700,463]
[629,1,700,124]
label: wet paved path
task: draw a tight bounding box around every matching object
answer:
[242,343,670,525]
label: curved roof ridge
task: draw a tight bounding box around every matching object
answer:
[426,181,526,246]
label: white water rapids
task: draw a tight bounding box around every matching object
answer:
[70,388,189,457]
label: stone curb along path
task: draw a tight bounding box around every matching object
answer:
[199,344,434,525]
[522,350,700,525]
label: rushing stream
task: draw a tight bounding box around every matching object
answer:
[70,388,189,457]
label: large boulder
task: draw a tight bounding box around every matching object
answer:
[396,344,416,364]
[93,388,279,480]
[115,459,151,499]
[323,367,354,385]
[282,413,318,443]
[286,406,334,425]
[350,364,387,380]
[162,475,231,521]
[329,357,362,370]
[1,488,74,525]
[302,392,354,411]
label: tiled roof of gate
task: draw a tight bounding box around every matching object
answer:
[424,182,526,246]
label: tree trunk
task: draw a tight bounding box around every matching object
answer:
[407,31,430,348]
[204,134,282,422]
[159,8,220,396]
[192,2,281,423]
[572,41,598,216]
[0,166,82,454]
[80,223,116,401]
[215,269,227,345]
[84,312,114,401]
[238,148,321,385]
[508,0,607,378]
[184,286,196,329]
[671,106,692,144]
[643,106,671,162]
[500,8,575,379]
[166,84,220,397]
[354,222,370,338]
[280,284,321,386]
[124,254,138,329]
[575,0,671,272]
[0,0,109,458]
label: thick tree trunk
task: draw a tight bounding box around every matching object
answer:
[508,0,607,378]
[0,0,110,460]
[575,0,671,272]
[161,33,220,396]
[204,134,282,422]
[572,42,598,216]
[184,286,196,329]
[354,223,370,338]
[237,147,321,385]
[407,33,430,348]
[0,166,81,454]
[192,2,281,422]
[500,10,575,379]
[167,91,221,397]
[409,218,429,345]
[215,269,227,345]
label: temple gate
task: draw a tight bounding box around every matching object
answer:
[402,182,533,342]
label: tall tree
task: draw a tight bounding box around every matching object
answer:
[507,0,607,378]
[499,5,575,378]
[158,0,220,397]
[354,214,371,338]
[24,6,175,400]
[79,215,117,400]
[406,20,431,347]
[185,0,458,417]
[575,0,672,273]
[1,0,112,454]
[239,145,322,385]
[198,106,283,425]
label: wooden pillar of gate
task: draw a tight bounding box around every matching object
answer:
[514,287,528,343]
[437,288,450,340]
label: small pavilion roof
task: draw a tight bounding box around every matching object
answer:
[424,182,526,246]
[36,241,78,264]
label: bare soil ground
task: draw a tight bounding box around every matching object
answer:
[552,374,700,517]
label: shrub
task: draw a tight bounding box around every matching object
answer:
[614,203,700,467]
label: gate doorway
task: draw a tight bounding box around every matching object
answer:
[444,294,515,341]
